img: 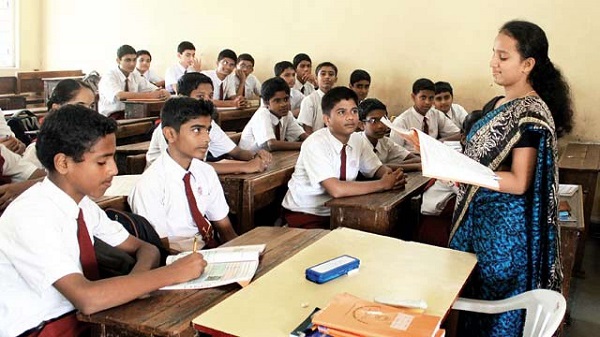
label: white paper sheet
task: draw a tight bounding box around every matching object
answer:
[103,175,142,196]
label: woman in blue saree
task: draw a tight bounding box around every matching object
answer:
[449,20,574,337]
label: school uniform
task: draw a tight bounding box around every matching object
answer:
[129,152,229,241]
[22,142,43,169]
[201,70,234,100]
[390,107,460,151]
[224,73,261,99]
[359,132,411,166]
[290,88,303,111]
[145,121,236,167]
[282,128,382,217]
[439,103,469,129]
[297,89,325,132]
[238,107,305,153]
[293,78,315,96]
[133,68,164,86]
[98,67,158,117]
[0,178,129,337]
[164,63,197,93]
[0,144,37,182]
[0,111,15,137]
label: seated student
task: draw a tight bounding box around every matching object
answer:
[134,49,165,88]
[0,143,46,212]
[130,97,238,251]
[358,98,421,171]
[202,49,246,108]
[0,106,205,337]
[281,87,405,229]
[23,79,96,169]
[164,41,202,94]
[225,53,261,100]
[0,109,26,155]
[146,72,272,174]
[274,61,304,117]
[239,77,308,152]
[297,62,338,135]
[390,78,461,151]
[433,81,469,129]
[292,53,317,96]
[98,44,171,119]
[349,69,371,103]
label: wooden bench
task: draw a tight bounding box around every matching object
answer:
[42,76,85,104]
[115,117,157,146]
[0,76,26,110]
[16,70,84,106]
[123,99,166,119]
[215,106,256,132]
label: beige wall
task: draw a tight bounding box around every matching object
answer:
[0,0,42,76]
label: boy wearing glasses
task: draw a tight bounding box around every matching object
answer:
[202,49,246,108]
[225,53,261,100]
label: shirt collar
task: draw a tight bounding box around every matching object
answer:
[41,177,82,220]
[325,128,352,153]
[162,150,191,180]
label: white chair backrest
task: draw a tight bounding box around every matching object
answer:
[452,289,566,337]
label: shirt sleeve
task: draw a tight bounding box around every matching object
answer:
[252,112,276,147]
[284,113,305,141]
[136,74,158,92]
[147,69,164,84]
[225,75,238,98]
[98,71,122,104]
[384,140,411,165]
[1,145,37,182]
[297,95,316,128]
[358,142,383,178]
[83,199,129,247]
[164,66,178,93]
[208,122,236,158]
[252,77,262,96]
[128,173,171,238]
[0,113,15,136]
[146,126,165,166]
[389,117,408,146]
[203,168,230,221]
[303,141,337,186]
[437,111,461,137]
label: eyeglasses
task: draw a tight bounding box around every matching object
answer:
[363,117,384,124]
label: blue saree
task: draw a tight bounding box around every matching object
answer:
[449,96,563,337]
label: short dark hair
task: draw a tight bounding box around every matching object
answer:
[161,97,214,133]
[316,62,338,76]
[136,49,152,60]
[177,72,214,97]
[350,69,371,86]
[177,41,196,54]
[434,81,453,96]
[261,77,290,104]
[274,61,294,77]
[321,87,358,116]
[292,53,311,69]
[46,79,94,111]
[358,98,387,121]
[237,53,254,65]
[218,49,237,62]
[412,78,435,94]
[117,45,136,59]
[37,105,117,172]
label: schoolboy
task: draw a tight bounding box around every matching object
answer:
[390,78,460,151]
[164,41,202,94]
[358,98,421,171]
[292,53,317,96]
[434,81,469,129]
[349,69,371,103]
[0,144,46,211]
[239,77,308,152]
[225,53,261,99]
[134,49,165,88]
[0,106,205,337]
[146,72,272,174]
[98,45,171,119]
[274,61,304,117]
[129,97,238,250]
[282,87,405,229]
[297,62,338,134]
[202,49,246,108]
[0,111,26,154]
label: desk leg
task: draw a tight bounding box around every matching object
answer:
[240,183,255,234]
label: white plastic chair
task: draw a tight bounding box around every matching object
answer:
[452,289,566,337]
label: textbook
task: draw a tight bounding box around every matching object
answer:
[558,184,579,197]
[381,117,500,190]
[161,244,265,290]
[312,293,442,337]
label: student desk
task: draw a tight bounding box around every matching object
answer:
[2,106,48,119]
[42,76,84,104]
[0,94,27,110]
[215,106,257,132]
[78,226,329,337]
[115,117,157,145]
[124,99,166,119]
[219,151,299,234]
[558,142,600,274]
[325,171,431,236]
[115,140,151,174]
[558,186,585,304]
[192,227,478,337]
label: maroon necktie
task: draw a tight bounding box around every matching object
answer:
[124,77,129,92]
[219,83,224,100]
[183,172,217,248]
[77,209,100,281]
[274,121,281,141]
[422,116,429,135]
[339,144,347,181]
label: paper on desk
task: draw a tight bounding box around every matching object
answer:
[380,117,500,190]
[559,184,579,197]
[104,175,142,196]
[161,244,266,290]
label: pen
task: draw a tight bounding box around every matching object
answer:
[193,235,198,253]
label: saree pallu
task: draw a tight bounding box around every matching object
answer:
[449,96,563,337]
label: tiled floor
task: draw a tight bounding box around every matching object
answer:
[564,235,600,336]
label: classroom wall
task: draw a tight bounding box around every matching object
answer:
[0,0,42,76]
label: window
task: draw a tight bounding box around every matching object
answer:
[0,0,16,68]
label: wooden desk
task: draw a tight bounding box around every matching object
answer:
[2,106,47,119]
[0,94,26,110]
[558,142,600,273]
[215,106,256,132]
[78,226,329,337]
[193,227,478,337]
[124,99,166,119]
[115,141,151,174]
[219,151,299,234]
[326,172,430,236]
[558,187,585,303]
[115,117,157,145]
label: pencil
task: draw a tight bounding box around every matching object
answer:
[193,235,198,253]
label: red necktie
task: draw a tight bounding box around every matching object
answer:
[339,144,347,181]
[77,209,100,281]
[274,121,281,141]
[219,82,224,100]
[183,172,217,248]
[422,116,429,135]
[124,77,129,92]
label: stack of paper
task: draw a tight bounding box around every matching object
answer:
[558,184,579,197]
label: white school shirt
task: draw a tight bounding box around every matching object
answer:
[22,143,43,169]
[0,144,37,181]
[297,89,325,132]
[224,73,261,99]
[439,103,469,129]
[390,107,460,151]
[290,88,303,111]
[145,121,236,167]
[0,178,129,337]
[98,67,158,116]
[0,110,15,137]
[133,68,164,86]
[129,152,229,239]
[359,132,411,166]
[201,70,234,100]
[165,63,197,93]
[293,78,315,96]
[282,128,382,216]
[238,107,305,153]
